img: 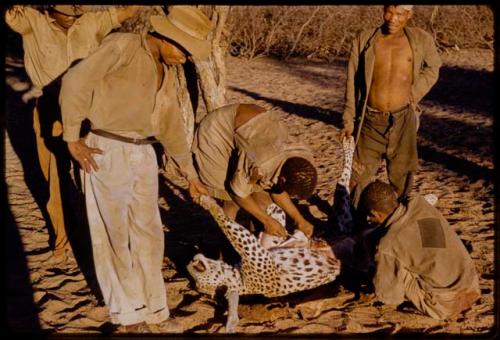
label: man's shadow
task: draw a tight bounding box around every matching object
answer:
[5,61,103,303]
[157,176,241,278]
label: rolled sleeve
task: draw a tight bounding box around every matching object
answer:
[229,153,255,198]
[230,170,254,198]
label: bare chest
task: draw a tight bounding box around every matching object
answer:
[373,35,413,79]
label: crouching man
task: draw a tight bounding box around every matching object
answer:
[357,180,480,319]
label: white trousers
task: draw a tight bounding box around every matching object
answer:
[83,132,169,326]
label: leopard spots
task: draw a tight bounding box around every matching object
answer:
[192,194,340,301]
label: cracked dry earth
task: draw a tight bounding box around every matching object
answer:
[5,49,496,336]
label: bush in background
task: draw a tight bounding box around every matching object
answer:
[225,5,494,60]
[24,5,494,61]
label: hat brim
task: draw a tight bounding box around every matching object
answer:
[150,15,211,60]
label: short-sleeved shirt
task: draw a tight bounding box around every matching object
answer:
[5,5,120,90]
[193,104,313,200]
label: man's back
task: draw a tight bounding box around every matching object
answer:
[377,195,478,295]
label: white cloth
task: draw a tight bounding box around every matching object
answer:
[83,132,169,325]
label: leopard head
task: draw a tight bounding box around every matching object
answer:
[187,253,241,296]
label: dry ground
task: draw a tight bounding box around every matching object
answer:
[5,48,496,336]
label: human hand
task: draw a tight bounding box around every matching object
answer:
[339,126,353,142]
[67,139,103,173]
[188,178,209,202]
[263,217,288,238]
[296,219,314,238]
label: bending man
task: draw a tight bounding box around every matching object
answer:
[193,103,317,238]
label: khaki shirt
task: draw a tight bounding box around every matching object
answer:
[343,26,442,142]
[60,32,197,180]
[373,195,479,309]
[193,104,313,199]
[5,5,120,90]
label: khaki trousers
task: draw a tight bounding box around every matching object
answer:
[33,104,69,255]
[84,132,169,326]
[352,106,418,206]
[402,268,480,320]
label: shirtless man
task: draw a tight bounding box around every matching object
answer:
[340,5,442,206]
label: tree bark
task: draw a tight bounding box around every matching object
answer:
[172,5,229,148]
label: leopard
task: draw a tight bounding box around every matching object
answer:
[332,136,356,234]
[187,196,341,333]
[332,136,438,235]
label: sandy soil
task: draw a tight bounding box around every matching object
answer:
[5,48,495,336]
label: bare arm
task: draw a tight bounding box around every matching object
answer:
[270,191,314,238]
[230,193,288,237]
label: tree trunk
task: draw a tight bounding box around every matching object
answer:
[173,5,229,148]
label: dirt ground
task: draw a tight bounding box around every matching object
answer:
[5,48,496,336]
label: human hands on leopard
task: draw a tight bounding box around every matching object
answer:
[339,125,353,142]
[296,218,314,238]
[263,216,288,238]
[188,178,209,203]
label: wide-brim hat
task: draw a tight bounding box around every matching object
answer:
[51,5,88,17]
[150,6,212,60]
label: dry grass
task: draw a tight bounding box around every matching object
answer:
[27,5,493,60]
[225,5,494,60]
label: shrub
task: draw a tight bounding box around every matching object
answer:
[226,5,493,60]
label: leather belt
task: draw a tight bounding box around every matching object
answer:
[366,104,410,116]
[91,129,158,145]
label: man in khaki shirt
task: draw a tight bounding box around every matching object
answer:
[193,103,317,238]
[358,181,480,319]
[5,5,141,262]
[59,6,209,331]
[340,5,441,207]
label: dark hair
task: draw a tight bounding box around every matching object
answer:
[279,157,317,200]
[359,180,398,215]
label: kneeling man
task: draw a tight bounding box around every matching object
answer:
[359,181,480,319]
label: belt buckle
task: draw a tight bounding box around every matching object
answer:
[132,137,139,144]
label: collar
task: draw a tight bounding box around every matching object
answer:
[44,10,56,23]
[365,25,414,50]
[382,203,405,229]
[364,26,382,50]
[45,10,82,33]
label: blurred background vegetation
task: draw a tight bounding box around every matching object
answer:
[225,5,494,60]
[20,5,494,62]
